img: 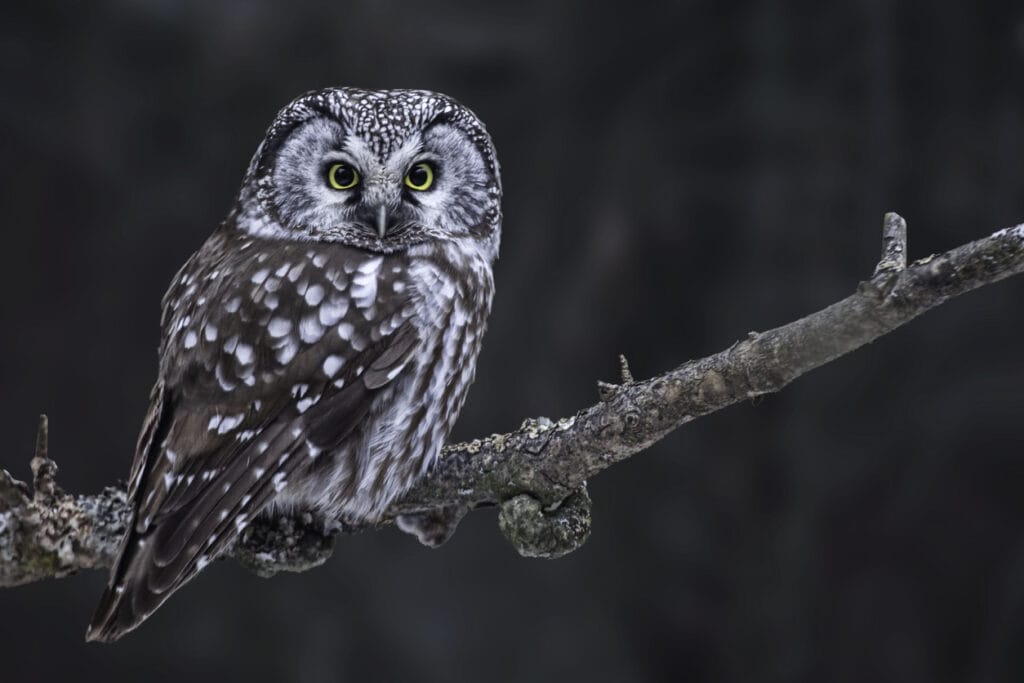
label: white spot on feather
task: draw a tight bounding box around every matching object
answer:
[357,256,383,276]
[216,363,236,391]
[217,413,244,434]
[299,315,324,343]
[296,396,318,413]
[304,284,325,306]
[351,264,380,308]
[322,355,344,377]
[268,317,292,337]
[318,299,348,326]
[235,343,254,364]
[276,339,299,364]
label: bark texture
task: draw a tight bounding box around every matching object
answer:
[2,214,1022,587]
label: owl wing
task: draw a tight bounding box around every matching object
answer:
[87,234,418,642]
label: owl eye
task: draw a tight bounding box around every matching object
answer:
[404,162,435,191]
[327,163,359,190]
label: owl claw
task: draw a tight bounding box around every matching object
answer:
[396,505,469,548]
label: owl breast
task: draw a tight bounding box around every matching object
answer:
[158,228,493,525]
[306,236,495,521]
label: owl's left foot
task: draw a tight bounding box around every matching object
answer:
[396,505,469,547]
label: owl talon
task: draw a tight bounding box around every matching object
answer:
[235,513,336,578]
[498,484,592,559]
[396,505,469,548]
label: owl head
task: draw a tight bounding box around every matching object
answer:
[232,88,502,256]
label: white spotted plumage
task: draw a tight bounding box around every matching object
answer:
[89,87,501,643]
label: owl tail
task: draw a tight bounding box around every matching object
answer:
[86,524,170,643]
[85,506,237,643]
[87,428,303,641]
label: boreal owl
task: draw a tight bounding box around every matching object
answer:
[87,87,501,642]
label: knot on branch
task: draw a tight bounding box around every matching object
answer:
[498,485,592,559]
[0,468,30,511]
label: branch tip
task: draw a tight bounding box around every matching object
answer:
[29,414,61,503]
[876,212,908,274]
[618,354,634,384]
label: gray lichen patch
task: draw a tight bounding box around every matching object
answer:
[498,485,592,559]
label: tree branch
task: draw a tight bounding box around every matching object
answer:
[2,214,1022,586]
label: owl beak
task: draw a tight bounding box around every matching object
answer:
[376,205,388,239]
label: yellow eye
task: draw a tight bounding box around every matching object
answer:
[327,163,359,190]
[404,162,434,191]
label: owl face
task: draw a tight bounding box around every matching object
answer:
[234,88,502,255]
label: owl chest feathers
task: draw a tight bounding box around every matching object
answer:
[158,229,493,520]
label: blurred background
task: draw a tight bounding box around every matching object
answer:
[1,1,1023,681]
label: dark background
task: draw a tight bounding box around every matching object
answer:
[1,1,1022,681]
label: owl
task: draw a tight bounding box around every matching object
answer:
[86,88,501,642]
